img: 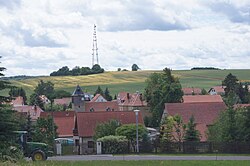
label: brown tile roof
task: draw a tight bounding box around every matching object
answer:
[209,86,226,94]
[117,92,146,107]
[11,96,24,106]
[234,104,250,109]
[40,111,75,137]
[76,111,144,137]
[182,88,202,95]
[54,98,71,106]
[164,102,227,141]
[90,94,107,102]
[183,95,223,103]
[13,105,43,121]
[85,101,119,112]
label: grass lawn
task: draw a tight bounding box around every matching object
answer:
[6,160,250,166]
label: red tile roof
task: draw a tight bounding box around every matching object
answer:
[13,105,43,121]
[182,88,202,95]
[117,92,146,107]
[183,95,223,103]
[11,96,24,106]
[85,101,119,112]
[164,102,226,141]
[90,94,107,102]
[54,98,71,106]
[76,111,144,137]
[234,104,250,109]
[40,111,75,137]
[209,86,226,94]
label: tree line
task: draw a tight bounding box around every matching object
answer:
[50,64,104,76]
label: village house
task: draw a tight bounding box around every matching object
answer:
[73,111,144,154]
[182,95,223,103]
[117,91,149,118]
[40,111,75,138]
[54,97,71,107]
[13,105,44,121]
[182,88,202,95]
[11,96,25,106]
[26,85,147,154]
[163,102,227,142]
[208,86,226,95]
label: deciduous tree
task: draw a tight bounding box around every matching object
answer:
[144,68,183,127]
[115,124,148,151]
[94,120,121,140]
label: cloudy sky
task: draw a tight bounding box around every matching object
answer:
[0,0,250,76]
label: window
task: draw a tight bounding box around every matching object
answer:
[106,107,111,111]
[90,108,94,112]
[88,141,94,148]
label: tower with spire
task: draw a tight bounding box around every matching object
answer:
[72,85,86,112]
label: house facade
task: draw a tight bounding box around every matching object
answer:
[182,88,202,95]
[73,111,144,154]
[208,86,226,95]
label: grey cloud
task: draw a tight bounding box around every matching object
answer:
[2,20,68,48]
[0,0,20,9]
[21,29,67,48]
[208,2,250,24]
[76,0,189,31]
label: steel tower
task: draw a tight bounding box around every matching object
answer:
[92,24,99,66]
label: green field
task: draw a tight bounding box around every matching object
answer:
[5,160,250,166]
[1,69,250,98]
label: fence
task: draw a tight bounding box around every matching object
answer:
[55,141,250,155]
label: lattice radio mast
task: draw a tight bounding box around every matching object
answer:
[92,24,99,66]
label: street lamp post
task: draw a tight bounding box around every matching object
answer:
[134,109,140,153]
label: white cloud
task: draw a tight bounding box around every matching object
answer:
[0,0,250,76]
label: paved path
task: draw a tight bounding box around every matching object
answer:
[48,155,250,161]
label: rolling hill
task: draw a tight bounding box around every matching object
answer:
[1,69,250,98]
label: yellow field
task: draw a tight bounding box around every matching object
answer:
[1,69,250,97]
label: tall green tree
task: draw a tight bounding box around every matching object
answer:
[115,124,148,152]
[0,58,18,150]
[208,107,246,142]
[9,87,27,104]
[94,120,121,140]
[223,73,239,97]
[34,80,55,99]
[29,93,44,110]
[104,87,112,101]
[33,116,57,149]
[132,64,140,71]
[0,58,11,104]
[184,115,200,142]
[92,64,104,73]
[144,68,183,127]
[172,115,186,143]
[94,86,104,96]
[160,116,174,143]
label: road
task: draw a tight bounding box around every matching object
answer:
[48,155,250,161]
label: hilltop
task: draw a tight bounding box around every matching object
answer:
[1,69,250,97]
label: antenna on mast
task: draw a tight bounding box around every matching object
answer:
[92,24,99,66]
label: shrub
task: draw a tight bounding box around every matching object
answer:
[97,135,128,154]
[0,146,24,163]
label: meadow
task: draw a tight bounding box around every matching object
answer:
[1,69,250,98]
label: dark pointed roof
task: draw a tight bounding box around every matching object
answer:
[72,85,84,96]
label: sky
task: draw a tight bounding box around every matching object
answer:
[0,0,250,76]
